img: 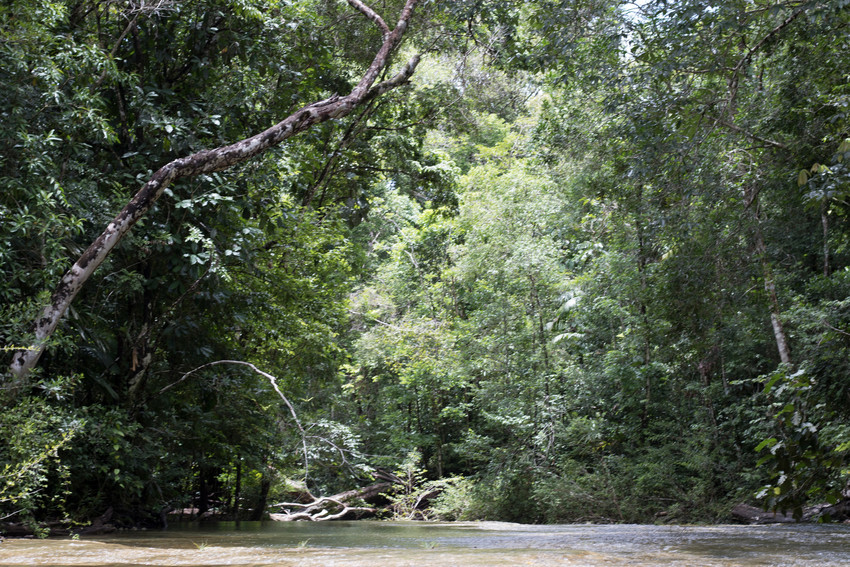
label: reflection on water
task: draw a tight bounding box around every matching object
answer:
[1,520,849,566]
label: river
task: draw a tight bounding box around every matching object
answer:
[1,521,848,566]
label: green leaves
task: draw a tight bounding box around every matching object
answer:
[0,388,83,519]
[755,437,779,454]
[752,365,849,519]
[2,0,850,526]
[2,0,430,520]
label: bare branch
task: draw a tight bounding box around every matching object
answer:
[93,11,141,89]
[709,114,789,150]
[365,55,421,100]
[821,320,850,338]
[122,0,177,16]
[348,309,404,331]
[346,0,390,38]
[158,360,310,477]
[731,7,807,77]
[350,0,420,100]
[271,482,392,521]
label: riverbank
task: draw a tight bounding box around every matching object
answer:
[3,498,848,541]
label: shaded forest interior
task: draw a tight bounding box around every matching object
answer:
[2,0,850,529]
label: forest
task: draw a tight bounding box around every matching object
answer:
[2,0,850,532]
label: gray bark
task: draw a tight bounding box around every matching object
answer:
[822,201,830,277]
[750,206,793,366]
[270,481,394,521]
[7,0,420,383]
[722,9,802,369]
[731,503,795,524]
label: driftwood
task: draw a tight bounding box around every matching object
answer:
[731,504,796,524]
[732,500,850,524]
[802,500,850,522]
[406,487,442,519]
[0,507,116,537]
[270,481,393,522]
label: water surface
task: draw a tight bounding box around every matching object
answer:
[1,520,848,566]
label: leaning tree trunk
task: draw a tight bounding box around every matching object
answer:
[720,13,800,369]
[746,185,793,366]
[7,0,420,384]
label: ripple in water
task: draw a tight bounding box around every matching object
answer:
[1,521,848,566]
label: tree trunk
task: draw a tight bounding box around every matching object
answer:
[7,0,420,385]
[822,201,830,277]
[197,466,213,517]
[748,198,792,366]
[250,472,272,521]
[723,21,795,368]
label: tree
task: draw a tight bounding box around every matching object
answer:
[6,0,421,383]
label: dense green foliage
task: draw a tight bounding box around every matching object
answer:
[2,0,849,527]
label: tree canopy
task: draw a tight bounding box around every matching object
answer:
[2,0,849,527]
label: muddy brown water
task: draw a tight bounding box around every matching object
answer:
[1,520,848,566]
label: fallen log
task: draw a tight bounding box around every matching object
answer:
[731,504,795,524]
[732,499,850,524]
[270,481,393,522]
[0,508,116,537]
[805,499,850,522]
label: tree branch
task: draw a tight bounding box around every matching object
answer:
[303,99,378,208]
[821,320,850,338]
[709,114,789,150]
[725,6,807,117]
[158,360,310,476]
[93,11,141,89]
[346,0,390,39]
[731,7,807,77]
